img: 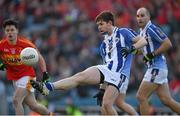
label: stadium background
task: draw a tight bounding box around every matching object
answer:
[0,0,179,115]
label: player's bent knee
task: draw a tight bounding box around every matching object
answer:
[116,99,124,107]
[12,98,18,106]
[29,104,39,111]
[136,93,147,102]
[102,103,112,111]
[116,102,125,109]
[29,105,37,111]
[12,97,20,107]
[102,99,113,110]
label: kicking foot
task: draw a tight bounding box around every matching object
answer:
[30,80,49,95]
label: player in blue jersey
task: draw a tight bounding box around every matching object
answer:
[123,7,180,115]
[30,11,147,115]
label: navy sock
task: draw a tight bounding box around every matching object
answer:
[45,82,54,91]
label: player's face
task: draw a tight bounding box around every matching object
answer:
[136,9,150,28]
[4,25,18,42]
[96,20,110,35]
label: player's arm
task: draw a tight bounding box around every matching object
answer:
[36,50,51,82]
[132,36,147,55]
[24,37,51,82]
[132,35,147,49]
[121,35,147,57]
[151,27,172,55]
[37,51,47,72]
[143,27,172,63]
[143,38,172,63]
[153,38,172,56]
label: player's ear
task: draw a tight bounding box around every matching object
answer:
[14,28,19,35]
[108,20,113,26]
[108,20,111,24]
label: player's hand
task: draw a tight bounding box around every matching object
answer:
[121,46,137,58]
[93,89,105,106]
[0,60,6,71]
[42,72,50,82]
[143,52,155,63]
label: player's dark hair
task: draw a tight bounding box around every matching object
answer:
[2,19,18,29]
[95,11,115,25]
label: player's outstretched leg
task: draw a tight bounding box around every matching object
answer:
[30,80,52,95]
[31,66,101,96]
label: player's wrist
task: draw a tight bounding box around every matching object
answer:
[149,52,155,59]
[43,71,48,75]
[42,71,50,82]
[152,51,156,56]
[144,52,155,61]
[0,62,6,71]
[130,46,138,54]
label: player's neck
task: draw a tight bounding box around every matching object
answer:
[141,20,151,30]
[141,26,145,30]
[8,37,18,45]
[107,26,114,36]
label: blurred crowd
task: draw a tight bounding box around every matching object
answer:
[0,0,180,114]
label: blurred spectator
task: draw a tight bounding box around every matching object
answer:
[170,64,180,95]
[0,80,7,114]
[65,97,82,116]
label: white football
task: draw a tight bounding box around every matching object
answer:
[20,47,39,66]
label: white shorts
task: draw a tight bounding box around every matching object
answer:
[96,65,129,94]
[13,76,36,92]
[143,68,168,84]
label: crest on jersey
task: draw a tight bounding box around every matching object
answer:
[10,48,16,54]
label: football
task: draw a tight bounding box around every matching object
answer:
[20,47,39,66]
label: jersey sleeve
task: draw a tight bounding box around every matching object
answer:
[120,28,137,45]
[148,25,168,43]
[20,36,36,48]
[26,40,36,48]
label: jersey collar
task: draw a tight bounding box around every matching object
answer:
[107,26,117,36]
[140,21,152,32]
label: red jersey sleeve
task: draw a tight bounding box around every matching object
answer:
[18,36,36,48]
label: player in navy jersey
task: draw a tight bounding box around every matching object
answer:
[30,11,147,115]
[123,7,180,115]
